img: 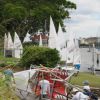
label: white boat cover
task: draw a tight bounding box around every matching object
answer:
[48,16,57,49]
[14,32,23,58]
[67,33,81,65]
[4,33,8,49]
[60,48,67,61]
[67,33,75,63]
[23,32,32,43]
[7,32,14,50]
[73,39,81,65]
[4,33,8,56]
[39,34,43,47]
[57,24,66,49]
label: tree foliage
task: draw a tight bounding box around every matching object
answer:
[20,46,60,68]
[0,0,76,39]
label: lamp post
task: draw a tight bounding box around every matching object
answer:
[97,54,99,67]
[92,43,95,74]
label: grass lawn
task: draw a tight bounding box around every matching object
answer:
[0,53,19,66]
[0,51,23,72]
[0,54,19,62]
[70,72,100,88]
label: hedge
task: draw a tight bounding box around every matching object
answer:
[20,46,60,68]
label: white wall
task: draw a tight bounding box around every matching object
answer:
[80,48,100,72]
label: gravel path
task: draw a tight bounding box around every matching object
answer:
[15,89,100,100]
[16,89,38,100]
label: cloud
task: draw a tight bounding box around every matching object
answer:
[65,0,100,38]
[71,0,100,12]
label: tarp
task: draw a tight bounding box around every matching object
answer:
[14,69,36,93]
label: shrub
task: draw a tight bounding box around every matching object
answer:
[6,61,17,67]
[23,42,37,47]
[20,46,60,68]
[0,63,7,67]
[59,61,66,66]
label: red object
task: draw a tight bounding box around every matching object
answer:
[32,67,68,99]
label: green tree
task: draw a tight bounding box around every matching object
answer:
[20,46,60,68]
[0,0,76,39]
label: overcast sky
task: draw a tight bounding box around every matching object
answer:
[64,0,100,38]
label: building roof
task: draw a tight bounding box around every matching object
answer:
[31,33,48,41]
[85,37,98,44]
[80,37,99,44]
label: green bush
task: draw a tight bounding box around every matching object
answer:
[23,42,37,47]
[0,63,7,67]
[59,61,66,66]
[20,46,60,68]
[6,61,17,67]
[0,61,19,68]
